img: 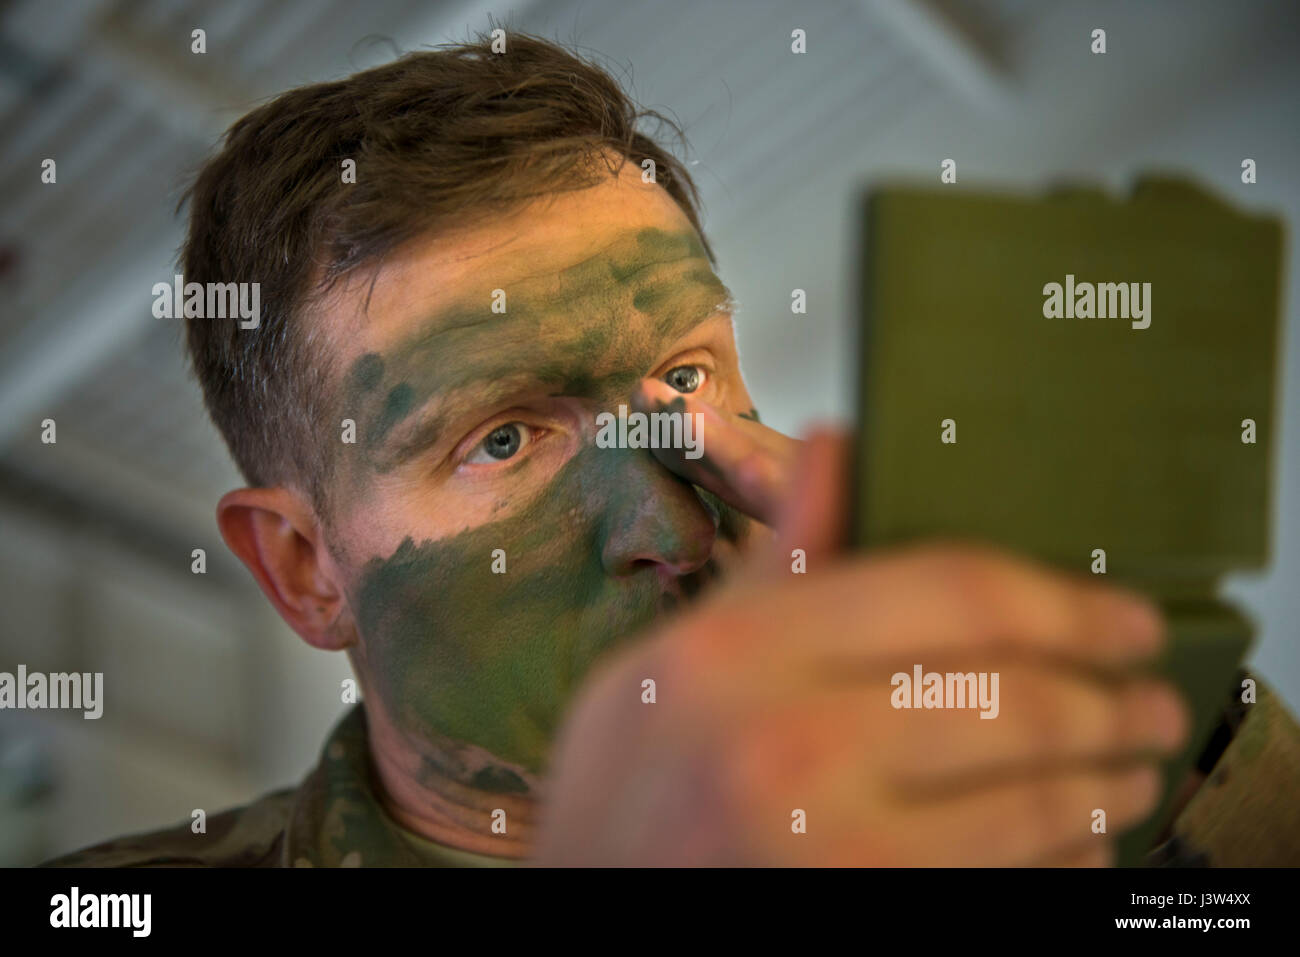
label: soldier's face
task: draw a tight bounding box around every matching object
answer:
[317,165,757,794]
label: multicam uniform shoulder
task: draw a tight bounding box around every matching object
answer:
[40,789,297,868]
[1151,676,1300,866]
[281,704,515,867]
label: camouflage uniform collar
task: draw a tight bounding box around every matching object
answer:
[281,704,519,868]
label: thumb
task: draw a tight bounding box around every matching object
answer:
[751,425,850,581]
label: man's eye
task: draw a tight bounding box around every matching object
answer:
[466,423,533,464]
[663,365,704,394]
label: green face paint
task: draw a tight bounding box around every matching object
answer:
[352,440,738,781]
[332,226,750,791]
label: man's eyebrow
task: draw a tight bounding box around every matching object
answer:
[380,382,517,468]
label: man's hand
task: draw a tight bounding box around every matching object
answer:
[629,378,800,526]
[535,391,1189,866]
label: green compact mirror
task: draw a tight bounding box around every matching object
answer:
[852,177,1284,866]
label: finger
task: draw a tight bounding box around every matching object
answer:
[721,544,1166,668]
[877,669,1189,783]
[754,426,850,581]
[893,764,1161,866]
[632,378,800,525]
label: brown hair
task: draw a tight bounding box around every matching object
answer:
[182,30,710,509]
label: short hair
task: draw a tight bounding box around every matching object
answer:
[182,31,711,510]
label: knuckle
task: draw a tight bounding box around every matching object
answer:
[1019,675,1071,754]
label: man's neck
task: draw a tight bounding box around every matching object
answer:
[363,701,539,859]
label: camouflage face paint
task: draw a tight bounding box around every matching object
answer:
[335,227,732,484]
[333,226,751,791]
[353,441,735,781]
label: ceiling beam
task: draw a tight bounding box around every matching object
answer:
[862,0,1014,114]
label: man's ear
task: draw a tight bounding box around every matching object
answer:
[216,487,355,651]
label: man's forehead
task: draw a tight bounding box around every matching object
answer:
[361,226,726,389]
[344,225,716,359]
[326,165,706,354]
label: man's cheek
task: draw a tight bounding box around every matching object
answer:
[355,543,570,772]
[348,470,662,772]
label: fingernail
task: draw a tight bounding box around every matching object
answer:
[1135,684,1189,749]
[631,378,677,412]
[1111,594,1164,652]
[1129,766,1162,810]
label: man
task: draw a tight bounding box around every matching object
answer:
[46,32,1299,867]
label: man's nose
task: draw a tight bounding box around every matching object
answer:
[597,449,717,578]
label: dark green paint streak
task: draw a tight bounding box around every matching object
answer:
[369,383,416,446]
[471,766,530,794]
